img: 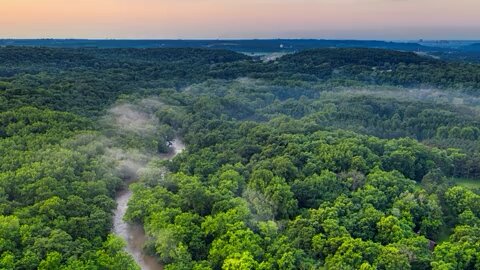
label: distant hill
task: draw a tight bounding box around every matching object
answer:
[0,46,249,67]
[278,48,438,67]
[0,39,445,53]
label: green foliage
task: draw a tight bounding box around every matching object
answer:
[0,108,125,268]
[128,115,476,268]
[2,46,480,269]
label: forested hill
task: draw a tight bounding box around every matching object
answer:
[0,47,251,116]
[1,46,480,269]
[279,48,439,66]
[274,48,480,92]
[0,47,249,70]
[2,47,480,118]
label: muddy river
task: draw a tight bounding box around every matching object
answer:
[113,139,185,270]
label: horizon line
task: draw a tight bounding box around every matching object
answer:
[1,37,480,42]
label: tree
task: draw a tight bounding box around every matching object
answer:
[208,228,263,269]
[95,235,140,270]
[293,170,348,208]
[325,238,381,270]
[38,252,62,270]
[376,216,413,245]
[0,215,20,253]
[0,252,15,270]
[222,252,259,270]
[375,246,411,270]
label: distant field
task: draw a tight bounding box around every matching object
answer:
[451,177,480,189]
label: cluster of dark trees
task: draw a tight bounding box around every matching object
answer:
[0,46,479,269]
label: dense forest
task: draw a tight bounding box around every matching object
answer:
[0,46,479,269]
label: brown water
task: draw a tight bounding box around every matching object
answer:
[113,139,185,270]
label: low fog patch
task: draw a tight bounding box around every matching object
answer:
[107,103,158,135]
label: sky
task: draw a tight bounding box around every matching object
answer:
[1,0,480,40]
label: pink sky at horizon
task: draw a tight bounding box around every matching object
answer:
[1,0,480,39]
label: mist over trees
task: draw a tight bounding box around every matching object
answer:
[0,47,479,269]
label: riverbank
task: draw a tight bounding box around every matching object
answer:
[113,138,185,270]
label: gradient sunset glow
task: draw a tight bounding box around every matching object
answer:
[1,0,480,39]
